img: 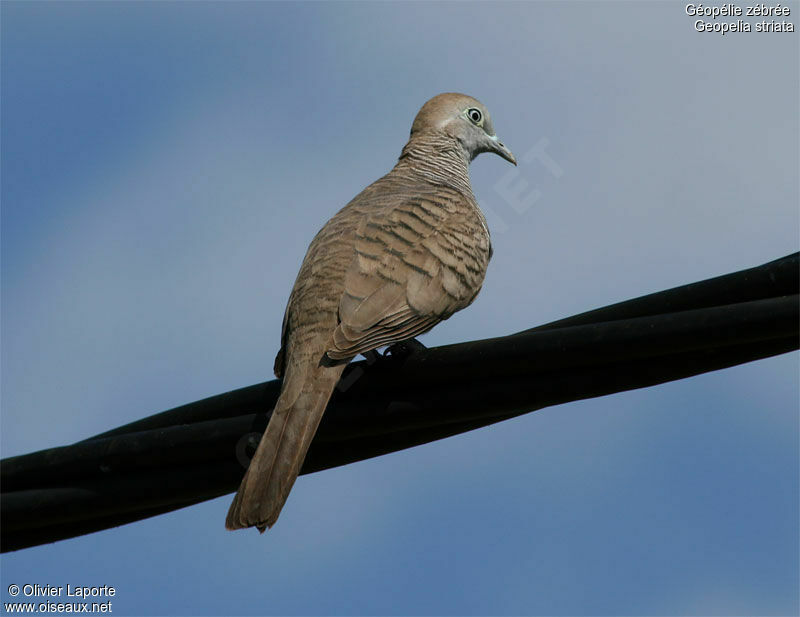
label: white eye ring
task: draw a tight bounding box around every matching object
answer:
[467,108,483,125]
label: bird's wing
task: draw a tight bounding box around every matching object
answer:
[326,187,490,361]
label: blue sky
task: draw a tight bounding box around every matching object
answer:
[1,2,798,615]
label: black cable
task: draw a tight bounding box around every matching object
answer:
[2,253,797,552]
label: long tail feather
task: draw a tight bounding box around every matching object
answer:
[225,361,346,531]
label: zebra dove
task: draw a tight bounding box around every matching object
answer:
[226,92,516,531]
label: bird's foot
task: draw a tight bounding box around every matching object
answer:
[383,338,427,360]
[361,350,381,365]
[359,339,426,366]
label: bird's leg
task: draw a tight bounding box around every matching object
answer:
[383,338,427,360]
[361,349,381,365]
[360,340,426,365]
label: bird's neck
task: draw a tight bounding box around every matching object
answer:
[395,133,474,196]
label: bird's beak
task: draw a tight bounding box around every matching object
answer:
[488,135,517,166]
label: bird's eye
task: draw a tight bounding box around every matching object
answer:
[467,108,483,124]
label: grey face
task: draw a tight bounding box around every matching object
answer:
[408,93,516,166]
[452,103,516,165]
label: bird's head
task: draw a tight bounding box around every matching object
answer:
[410,92,516,165]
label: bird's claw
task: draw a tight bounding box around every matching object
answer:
[383,338,427,360]
[361,350,381,365]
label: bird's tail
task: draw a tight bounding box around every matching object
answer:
[225,360,346,531]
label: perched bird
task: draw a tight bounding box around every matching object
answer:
[226,92,516,531]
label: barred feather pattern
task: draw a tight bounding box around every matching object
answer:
[226,95,498,531]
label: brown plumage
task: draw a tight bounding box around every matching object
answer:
[225,93,516,532]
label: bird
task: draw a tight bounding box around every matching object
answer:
[225,92,516,532]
